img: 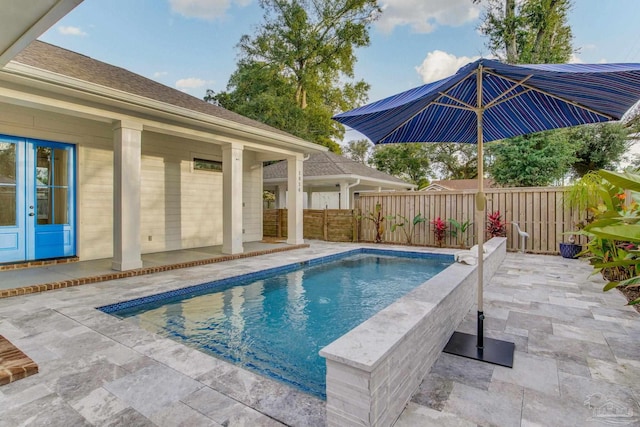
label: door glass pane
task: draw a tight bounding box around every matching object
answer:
[37,187,52,225]
[0,143,16,226]
[36,147,51,186]
[53,148,68,186]
[53,187,68,224]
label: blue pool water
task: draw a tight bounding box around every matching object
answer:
[101,249,452,399]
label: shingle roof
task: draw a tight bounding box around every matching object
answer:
[424,179,496,191]
[11,40,301,140]
[264,151,412,186]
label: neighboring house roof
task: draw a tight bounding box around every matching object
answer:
[423,179,496,191]
[10,40,311,144]
[264,151,415,188]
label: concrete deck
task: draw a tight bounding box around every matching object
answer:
[0,241,638,426]
[0,241,292,293]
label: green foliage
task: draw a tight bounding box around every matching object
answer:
[263,190,276,208]
[478,0,574,64]
[432,143,479,180]
[563,171,607,228]
[448,218,473,248]
[578,169,640,305]
[369,143,435,186]
[487,130,576,187]
[567,123,630,177]
[388,213,426,244]
[359,202,385,243]
[208,0,381,153]
[344,139,372,164]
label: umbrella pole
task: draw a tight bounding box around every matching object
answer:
[443,65,514,368]
[476,105,485,351]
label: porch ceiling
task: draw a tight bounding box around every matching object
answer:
[0,0,83,67]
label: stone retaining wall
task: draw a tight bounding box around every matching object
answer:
[320,237,507,427]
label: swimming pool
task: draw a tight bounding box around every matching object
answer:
[99,248,452,399]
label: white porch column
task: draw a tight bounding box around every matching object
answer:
[287,155,304,244]
[112,120,143,271]
[306,188,313,209]
[276,185,287,208]
[339,181,350,209]
[223,144,244,254]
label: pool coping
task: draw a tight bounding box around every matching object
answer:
[98,247,454,315]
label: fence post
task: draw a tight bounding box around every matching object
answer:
[352,209,358,242]
[276,209,281,238]
[323,209,329,241]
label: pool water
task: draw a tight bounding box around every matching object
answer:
[105,250,451,399]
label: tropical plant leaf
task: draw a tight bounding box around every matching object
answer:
[599,170,640,192]
[618,275,640,288]
[593,259,639,269]
[584,224,640,242]
[603,281,620,292]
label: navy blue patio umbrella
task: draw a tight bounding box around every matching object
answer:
[333,59,640,367]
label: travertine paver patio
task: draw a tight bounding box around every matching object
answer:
[0,242,638,426]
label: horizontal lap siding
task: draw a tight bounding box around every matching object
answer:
[0,104,115,261]
[141,133,223,253]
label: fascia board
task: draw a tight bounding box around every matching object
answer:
[2,62,327,154]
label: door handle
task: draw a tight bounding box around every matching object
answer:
[29,213,35,216]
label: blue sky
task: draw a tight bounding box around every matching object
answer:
[40,0,640,142]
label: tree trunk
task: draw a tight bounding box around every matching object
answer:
[505,0,518,64]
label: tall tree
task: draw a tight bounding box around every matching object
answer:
[487,131,576,186]
[344,139,372,164]
[369,143,435,188]
[477,0,574,64]
[432,143,479,179]
[568,123,630,177]
[209,0,381,152]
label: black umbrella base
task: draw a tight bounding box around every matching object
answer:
[443,331,515,368]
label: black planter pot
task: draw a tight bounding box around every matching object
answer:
[559,242,582,259]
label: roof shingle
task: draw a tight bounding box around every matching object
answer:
[12,40,305,140]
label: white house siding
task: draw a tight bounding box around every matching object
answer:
[0,104,114,261]
[140,132,224,254]
[0,103,266,262]
[242,150,263,242]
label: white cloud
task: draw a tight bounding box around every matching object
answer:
[175,77,212,90]
[376,0,480,34]
[568,54,584,64]
[169,0,250,21]
[416,50,480,83]
[57,26,87,36]
[153,71,169,78]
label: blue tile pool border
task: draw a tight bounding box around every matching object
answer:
[97,248,454,315]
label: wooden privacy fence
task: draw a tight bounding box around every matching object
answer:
[263,209,357,242]
[356,187,585,254]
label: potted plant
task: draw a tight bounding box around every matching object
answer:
[561,171,604,258]
[559,234,582,259]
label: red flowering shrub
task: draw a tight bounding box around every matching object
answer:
[486,210,507,238]
[430,217,448,247]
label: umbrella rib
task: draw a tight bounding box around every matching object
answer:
[485,70,617,120]
[486,89,534,110]
[431,102,474,111]
[378,69,479,143]
[482,72,533,109]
